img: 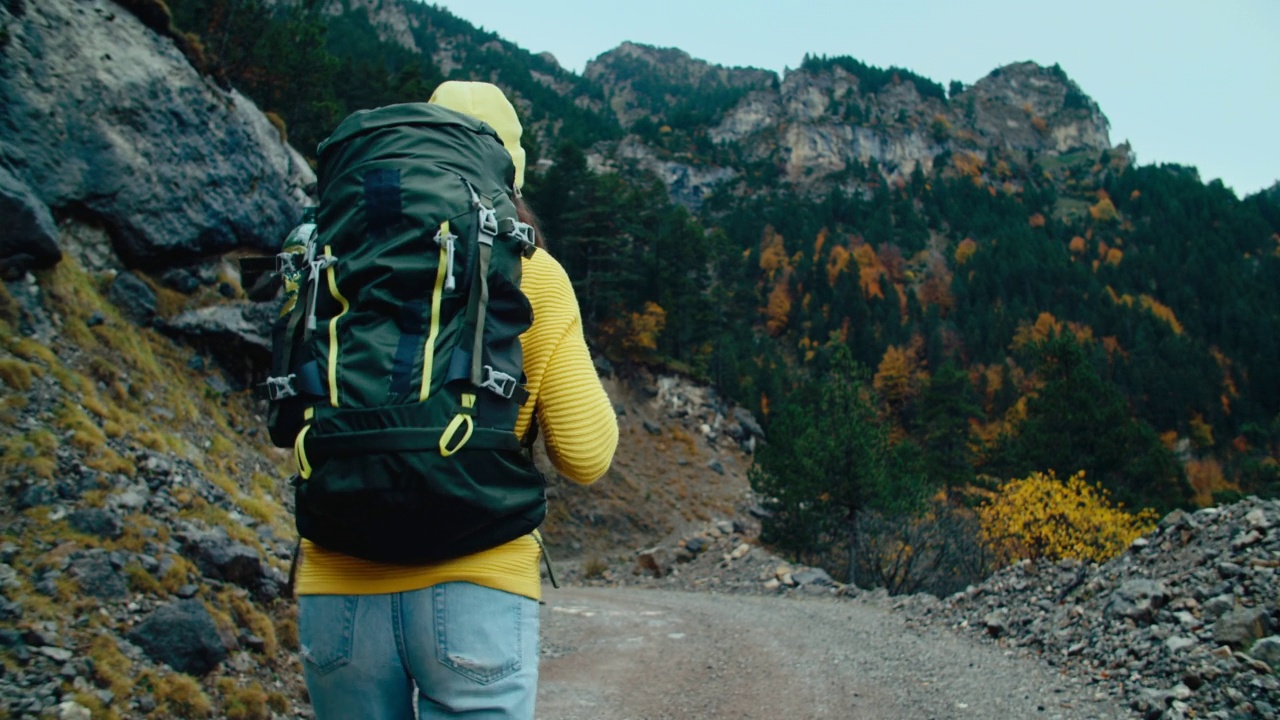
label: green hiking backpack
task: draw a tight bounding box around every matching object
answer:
[247,102,546,565]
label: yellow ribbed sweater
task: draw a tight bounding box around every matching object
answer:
[295,248,618,600]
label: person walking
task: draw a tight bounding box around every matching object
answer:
[294,80,618,720]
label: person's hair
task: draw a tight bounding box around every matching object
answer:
[513,195,547,250]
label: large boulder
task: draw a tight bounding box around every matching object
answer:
[0,166,60,275]
[127,599,228,675]
[0,0,314,269]
[160,300,276,381]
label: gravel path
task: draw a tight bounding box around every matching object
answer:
[537,586,1130,720]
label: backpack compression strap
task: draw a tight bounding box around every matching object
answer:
[461,180,530,405]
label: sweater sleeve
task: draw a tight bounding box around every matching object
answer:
[539,314,617,483]
[520,252,617,484]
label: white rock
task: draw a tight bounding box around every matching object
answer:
[38,646,74,662]
[55,701,91,720]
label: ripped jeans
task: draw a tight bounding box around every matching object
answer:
[298,583,540,720]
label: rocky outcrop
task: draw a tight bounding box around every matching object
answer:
[585,42,775,128]
[709,60,1110,189]
[589,137,737,210]
[318,0,420,52]
[0,0,314,269]
[958,61,1110,157]
[0,167,59,276]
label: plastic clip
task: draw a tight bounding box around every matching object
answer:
[276,252,299,275]
[511,221,538,258]
[477,207,498,246]
[479,365,518,399]
[266,374,298,401]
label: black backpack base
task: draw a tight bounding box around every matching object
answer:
[292,390,546,564]
[294,457,546,565]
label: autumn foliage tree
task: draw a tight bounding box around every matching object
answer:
[979,470,1158,565]
[599,301,667,363]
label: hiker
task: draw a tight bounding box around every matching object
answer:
[292,81,618,719]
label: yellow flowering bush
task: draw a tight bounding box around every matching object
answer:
[979,470,1158,565]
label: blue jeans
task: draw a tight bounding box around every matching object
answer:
[298,583,539,719]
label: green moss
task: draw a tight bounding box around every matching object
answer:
[237,493,284,530]
[136,431,167,452]
[0,393,29,425]
[265,691,289,714]
[249,472,277,494]
[81,489,109,507]
[105,513,169,553]
[56,401,107,450]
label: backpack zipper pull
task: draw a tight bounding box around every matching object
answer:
[433,222,458,291]
[305,254,337,331]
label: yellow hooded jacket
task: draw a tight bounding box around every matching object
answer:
[295,82,618,601]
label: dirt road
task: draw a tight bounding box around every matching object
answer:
[536,586,1129,720]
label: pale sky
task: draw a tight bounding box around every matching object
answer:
[429,0,1279,198]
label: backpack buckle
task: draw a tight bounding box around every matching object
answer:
[477,207,498,245]
[511,221,537,258]
[265,374,298,401]
[276,252,299,275]
[479,365,518,399]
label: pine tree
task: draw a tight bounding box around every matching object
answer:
[749,347,926,584]
[920,362,981,493]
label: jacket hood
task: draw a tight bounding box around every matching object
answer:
[428,81,526,191]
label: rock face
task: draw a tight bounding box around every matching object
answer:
[711,60,1110,189]
[0,166,59,275]
[585,42,775,129]
[960,61,1110,157]
[319,0,419,52]
[584,48,1113,200]
[0,0,314,269]
[589,137,736,210]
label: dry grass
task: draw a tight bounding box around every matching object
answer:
[215,678,270,720]
[0,358,33,390]
[144,670,213,719]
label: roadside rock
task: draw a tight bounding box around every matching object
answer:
[904,498,1280,719]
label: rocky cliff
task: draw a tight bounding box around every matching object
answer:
[577,45,1112,203]
[0,0,314,272]
[584,41,776,129]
